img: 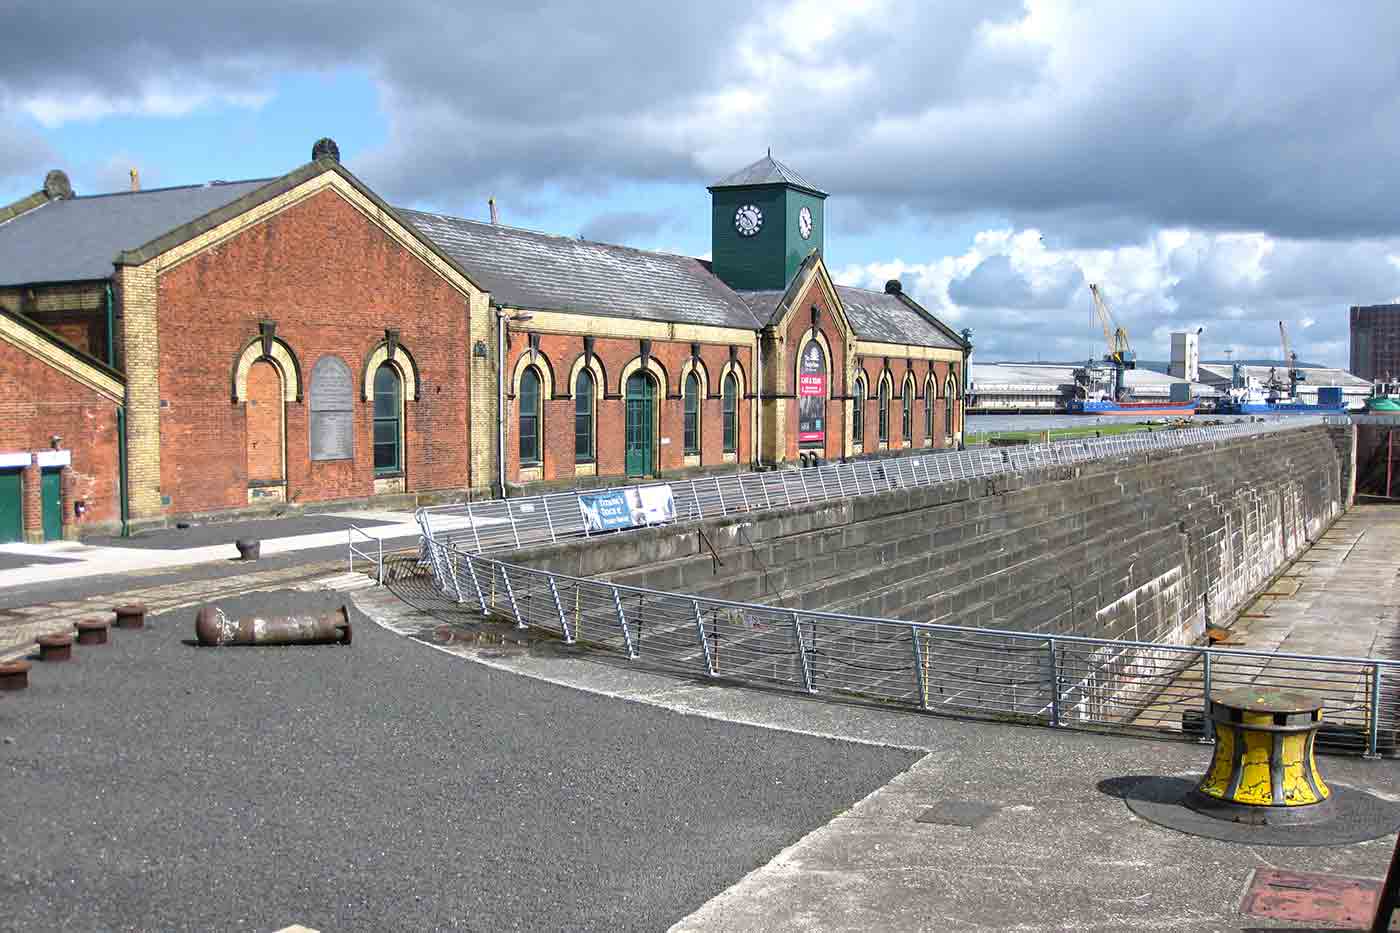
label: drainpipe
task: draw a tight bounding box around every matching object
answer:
[104,282,115,368]
[495,302,506,499]
[959,329,973,451]
[117,405,130,537]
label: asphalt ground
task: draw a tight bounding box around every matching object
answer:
[0,588,918,933]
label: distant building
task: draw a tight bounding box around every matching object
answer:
[1350,304,1400,381]
[1170,332,1200,382]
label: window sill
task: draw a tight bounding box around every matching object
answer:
[374,471,404,480]
[723,452,737,463]
[574,462,597,477]
[684,453,701,467]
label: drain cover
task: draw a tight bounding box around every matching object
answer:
[1242,868,1380,926]
[915,801,1001,828]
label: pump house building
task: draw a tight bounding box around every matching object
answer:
[0,139,968,541]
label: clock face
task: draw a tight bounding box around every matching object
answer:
[734,204,763,237]
[799,206,813,239]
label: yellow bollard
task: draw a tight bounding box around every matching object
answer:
[1187,687,1332,825]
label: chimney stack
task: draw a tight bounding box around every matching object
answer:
[129,168,140,192]
[488,197,499,225]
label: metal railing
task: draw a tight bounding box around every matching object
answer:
[348,524,384,585]
[417,418,1332,556]
[415,540,1396,757]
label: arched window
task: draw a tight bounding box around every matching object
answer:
[945,376,955,443]
[878,377,890,445]
[852,376,866,446]
[901,376,914,441]
[924,377,935,443]
[519,366,542,465]
[310,355,354,461]
[373,362,402,475]
[574,370,594,463]
[722,373,738,453]
[683,371,701,455]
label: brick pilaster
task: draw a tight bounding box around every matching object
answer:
[116,263,162,520]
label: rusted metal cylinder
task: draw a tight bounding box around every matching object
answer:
[74,617,111,646]
[37,633,74,662]
[114,603,146,630]
[194,605,352,647]
[0,660,30,690]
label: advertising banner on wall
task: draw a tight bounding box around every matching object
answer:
[578,484,677,534]
[797,341,827,446]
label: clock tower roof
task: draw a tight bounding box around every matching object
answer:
[708,153,827,198]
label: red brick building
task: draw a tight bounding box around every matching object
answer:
[0,141,968,540]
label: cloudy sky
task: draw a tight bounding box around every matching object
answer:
[3,0,1398,367]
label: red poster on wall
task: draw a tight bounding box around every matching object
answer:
[798,342,826,446]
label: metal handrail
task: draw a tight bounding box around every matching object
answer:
[348,524,384,586]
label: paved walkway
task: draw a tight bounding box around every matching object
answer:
[0,509,419,591]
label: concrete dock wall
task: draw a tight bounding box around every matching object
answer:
[507,425,1346,651]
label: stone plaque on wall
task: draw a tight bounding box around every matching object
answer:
[310,355,354,461]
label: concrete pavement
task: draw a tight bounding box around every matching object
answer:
[0,509,421,590]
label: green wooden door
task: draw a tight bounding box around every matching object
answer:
[625,373,655,477]
[41,468,62,542]
[0,470,21,543]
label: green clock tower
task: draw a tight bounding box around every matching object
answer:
[708,153,827,292]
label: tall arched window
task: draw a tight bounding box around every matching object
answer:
[945,376,955,443]
[574,370,594,463]
[852,376,866,446]
[924,376,935,443]
[373,362,402,475]
[683,371,701,455]
[878,377,890,445]
[519,366,542,465]
[722,373,738,453]
[901,375,914,441]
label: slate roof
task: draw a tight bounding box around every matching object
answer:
[834,286,964,350]
[398,209,763,330]
[709,155,826,196]
[0,179,272,286]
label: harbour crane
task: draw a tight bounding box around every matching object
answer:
[1278,320,1305,397]
[1088,283,1135,401]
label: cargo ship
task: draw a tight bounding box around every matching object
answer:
[1067,396,1199,416]
[1216,363,1348,416]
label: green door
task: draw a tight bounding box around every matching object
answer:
[41,468,62,542]
[625,372,656,477]
[0,470,21,544]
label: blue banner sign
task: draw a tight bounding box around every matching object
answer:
[578,490,635,532]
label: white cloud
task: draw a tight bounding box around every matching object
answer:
[17,86,271,128]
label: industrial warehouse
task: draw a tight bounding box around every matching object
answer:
[0,140,968,541]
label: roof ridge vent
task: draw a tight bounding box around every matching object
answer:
[43,170,73,200]
[884,279,902,295]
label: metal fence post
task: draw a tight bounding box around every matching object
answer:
[1368,662,1384,760]
[1046,637,1061,727]
[542,495,557,543]
[506,500,521,548]
[911,626,929,710]
[443,542,466,603]
[612,585,636,658]
[548,576,573,643]
[1199,650,1215,743]
[466,498,484,553]
[738,475,751,512]
[465,552,489,615]
[694,599,717,676]
[791,611,814,693]
[500,564,525,629]
[715,476,726,514]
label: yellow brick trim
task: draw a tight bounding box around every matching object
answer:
[150,172,483,303]
[0,283,105,313]
[617,355,670,396]
[233,338,300,403]
[509,308,757,347]
[362,345,419,402]
[118,263,162,518]
[565,353,606,400]
[852,340,963,363]
[678,356,710,399]
[511,350,554,400]
[0,313,122,403]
